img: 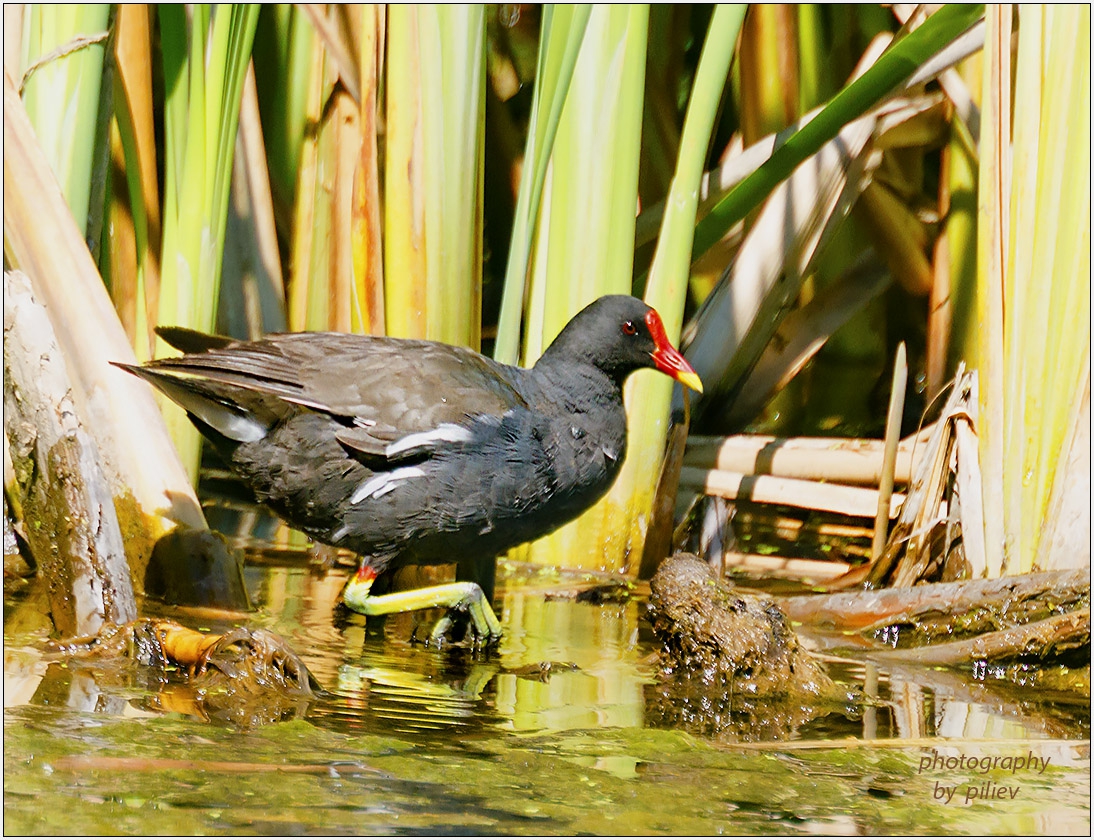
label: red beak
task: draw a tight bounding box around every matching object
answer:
[645,310,703,393]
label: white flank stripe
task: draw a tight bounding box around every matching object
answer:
[384,423,473,458]
[350,466,425,504]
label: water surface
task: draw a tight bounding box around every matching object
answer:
[4,549,1089,835]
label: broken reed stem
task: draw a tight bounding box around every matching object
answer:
[864,608,1090,666]
[733,508,875,541]
[684,425,932,487]
[872,342,909,562]
[678,467,905,519]
[778,567,1089,632]
[4,271,137,637]
[638,391,693,579]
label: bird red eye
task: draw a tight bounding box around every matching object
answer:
[622,320,637,336]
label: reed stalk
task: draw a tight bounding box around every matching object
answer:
[156,4,259,481]
[384,5,486,346]
[17,4,111,237]
[494,4,592,366]
[510,4,652,571]
[998,6,1089,573]
[612,5,746,574]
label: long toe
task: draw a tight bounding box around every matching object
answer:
[425,613,459,647]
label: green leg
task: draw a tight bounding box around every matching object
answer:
[342,568,502,645]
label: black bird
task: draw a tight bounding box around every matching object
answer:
[116,295,702,642]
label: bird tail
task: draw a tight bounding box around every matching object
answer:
[112,361,272,444]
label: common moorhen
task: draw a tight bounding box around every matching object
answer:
[116,295,701,642]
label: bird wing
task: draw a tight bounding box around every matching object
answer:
[135,331,528,462]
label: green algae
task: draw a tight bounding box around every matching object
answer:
[5,701,1089,836]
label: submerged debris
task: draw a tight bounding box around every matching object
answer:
[778,568,1090,695]
[145,527,252,611]
[780,567,1090,645]
[49,619,318,728]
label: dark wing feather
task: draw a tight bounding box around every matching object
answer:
[133,332,528,449]
[155,326,236,354]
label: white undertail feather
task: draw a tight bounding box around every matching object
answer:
[151,373,268,442]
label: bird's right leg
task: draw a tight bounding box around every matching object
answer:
[456,555,496,607]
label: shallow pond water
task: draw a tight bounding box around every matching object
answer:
[4,544,1090,835]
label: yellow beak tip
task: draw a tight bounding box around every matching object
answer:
[678,371,704,394]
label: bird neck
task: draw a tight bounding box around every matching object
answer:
[534,330,629,392]
[532,351,624,403]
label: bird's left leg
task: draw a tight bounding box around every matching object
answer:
[342,565,502,645]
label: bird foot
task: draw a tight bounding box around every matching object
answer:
[343,573,502,646]
[425,592,503,649]
[422,583,502,648]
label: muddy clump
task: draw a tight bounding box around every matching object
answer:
[646,553,853,740]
